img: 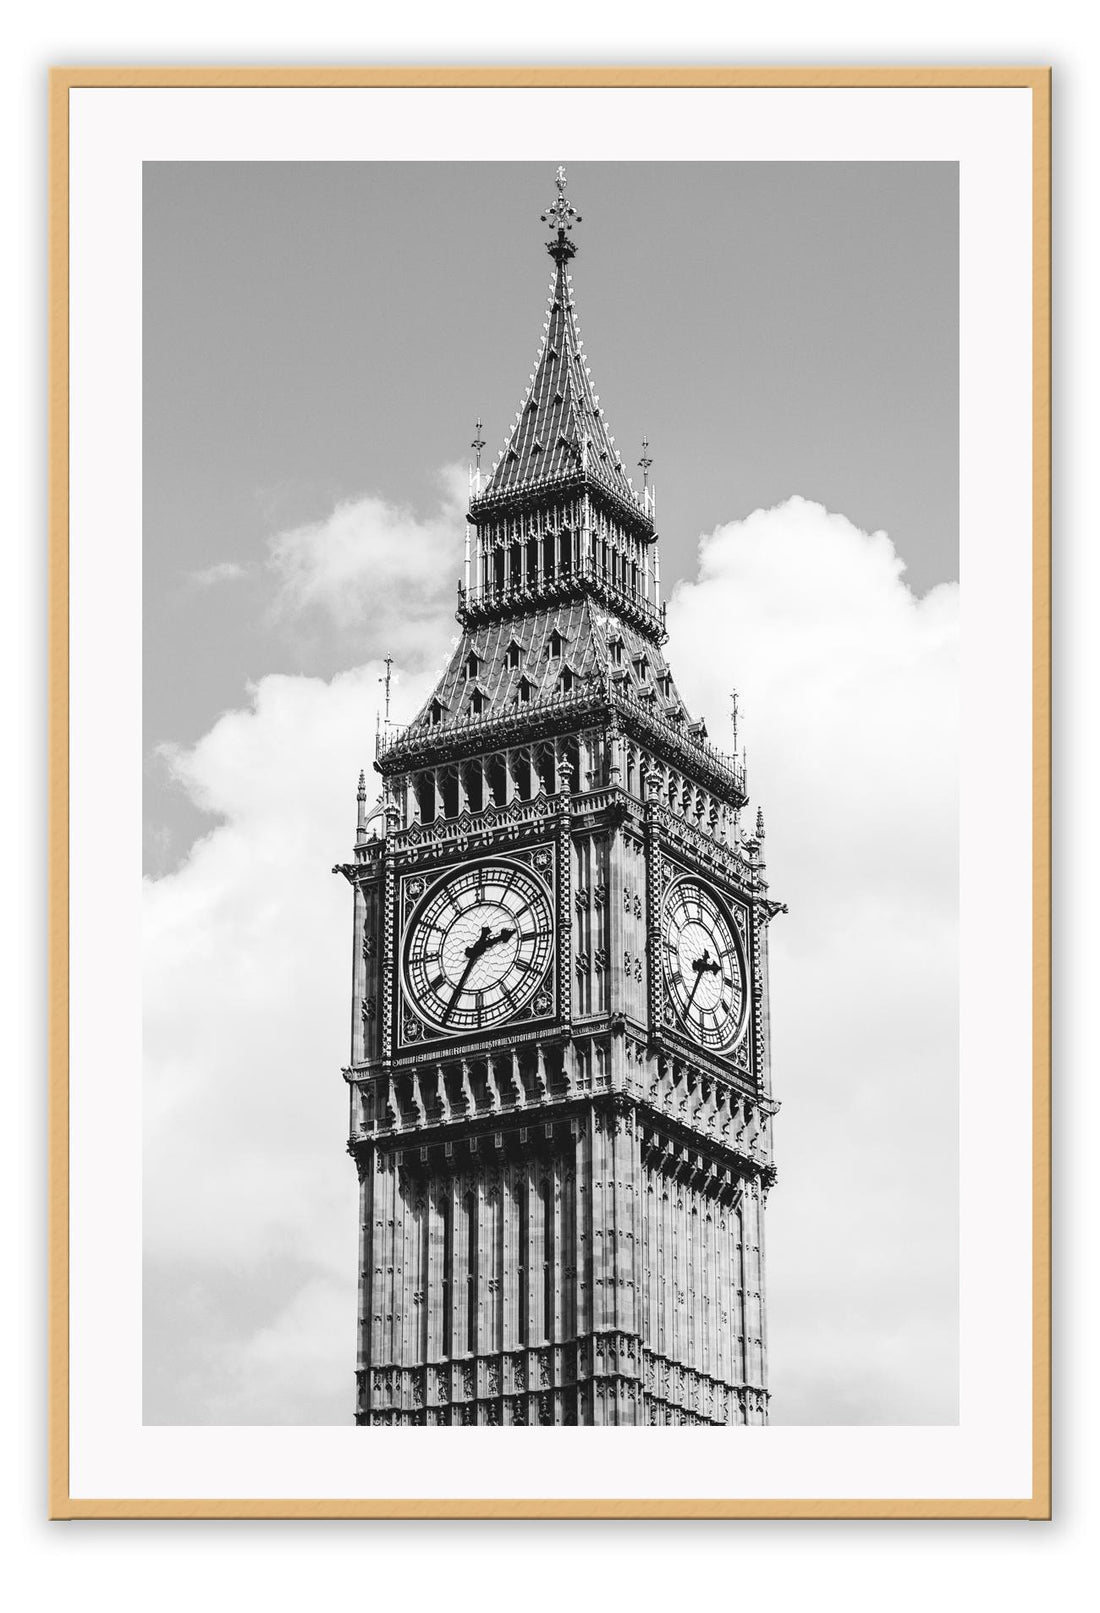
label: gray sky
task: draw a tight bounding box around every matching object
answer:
[144,161,957,875]
[143,162,959,1428]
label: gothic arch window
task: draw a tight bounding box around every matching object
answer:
[507,639,523,669]
[515,748,533,802]
[538,743,556,794]
[547,629,565,660]
[429,699,444,727]
[487,753,507,806]
[493,548,506,591]
[464,651,480,681]
[558,666,574,695]
[469,688,485,717]
[517,676,533,706]
[463,759,484,811]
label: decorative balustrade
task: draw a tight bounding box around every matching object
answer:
[376,675,746,803]
[468,466,655,534]
[348,1042,772,1174]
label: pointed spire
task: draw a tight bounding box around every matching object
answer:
[755,806,766,841]
[481,171,638,508]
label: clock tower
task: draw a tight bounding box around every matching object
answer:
[338,169,781,1426]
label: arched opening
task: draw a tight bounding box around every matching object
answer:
[487,753,507,806]
[440,769,459,819]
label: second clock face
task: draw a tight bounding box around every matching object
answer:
[663,879,746,1051]
[404,860,555,1035]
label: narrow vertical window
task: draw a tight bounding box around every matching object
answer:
[440,1192,452,1359]
[465,1190,478,1357]
[518,1180,529,1345]
[541,1178,554,1342]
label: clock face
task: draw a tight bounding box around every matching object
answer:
[662,879,746,1051]
[404,860,555,1035]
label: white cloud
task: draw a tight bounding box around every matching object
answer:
[189,560,247,587]
[144,494,958,1425]
[143,660,436,1423]
[266,466,467,665]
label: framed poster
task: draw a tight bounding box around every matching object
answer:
[48,66,1050,1519]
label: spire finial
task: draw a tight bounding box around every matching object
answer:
[379,656,393,727]
[756,806,766,841]
[541,165,582,263]
[471,416,486,497]
[638,435,653,488]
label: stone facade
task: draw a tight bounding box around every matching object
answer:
[338,170,780,1427]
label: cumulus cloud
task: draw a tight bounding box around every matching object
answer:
[143,661,436,1423]
[144,494,957,1425]
[266,465,467,665]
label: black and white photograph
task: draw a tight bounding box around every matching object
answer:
[141,157,961,1431]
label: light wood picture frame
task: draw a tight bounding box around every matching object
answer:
[48,65,1051,1520]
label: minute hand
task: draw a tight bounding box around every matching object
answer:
[442,927,492,1021]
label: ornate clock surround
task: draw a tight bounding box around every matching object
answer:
[395,841,561,1052]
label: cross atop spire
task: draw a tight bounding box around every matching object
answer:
[541,165,582,263]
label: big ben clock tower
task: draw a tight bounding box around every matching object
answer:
[337,169,782,1426]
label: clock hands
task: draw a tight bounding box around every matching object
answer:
[684,947,722,1013]
[442,924,515,1022]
